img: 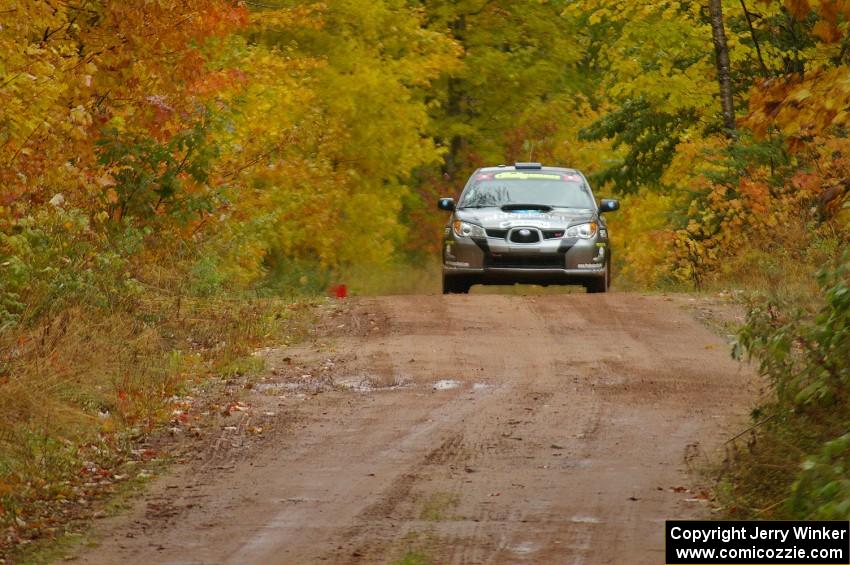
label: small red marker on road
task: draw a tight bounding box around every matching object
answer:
[330,284,348,299]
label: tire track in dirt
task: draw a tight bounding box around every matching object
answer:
[73,293,754,565]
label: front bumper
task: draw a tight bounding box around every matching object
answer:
[443,231,607,284]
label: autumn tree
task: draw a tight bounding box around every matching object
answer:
[0,1,247,224]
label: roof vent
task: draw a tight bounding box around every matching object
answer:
[514,162,543,170]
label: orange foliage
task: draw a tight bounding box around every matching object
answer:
[0,0,248,222]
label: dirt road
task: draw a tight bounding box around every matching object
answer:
[75,293,753,565]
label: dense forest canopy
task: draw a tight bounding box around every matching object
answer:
[2,0,848,302]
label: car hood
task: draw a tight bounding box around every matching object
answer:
[455,208,596,230]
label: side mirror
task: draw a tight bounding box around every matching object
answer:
[438,198,456,212]
[599,199,620,213]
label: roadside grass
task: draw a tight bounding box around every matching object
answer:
[704,233,850,520]
[700,226,833,310]
[341,256,590,296]
[419,492,460,522]
[393,531,435,565]
[11,458,166,565]
[397,550,431,565]
[714,377,850,520]
[0,284,317,559]
[341,258,442,296]
[11,531,89,565]
[715,428,803,519]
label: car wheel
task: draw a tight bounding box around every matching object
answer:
[443,275,472,294]
[585,263,610,294]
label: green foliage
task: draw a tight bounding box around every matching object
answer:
[259,257,332,298]
[579,99,698,192]
[421,0,581,172]
[189,254,227,297]
[735,253,850,518]
[737,255,850,409]
[95,122,222,222]
[701,134,791,187]
[0,209,144,326]
[792,431,850,519]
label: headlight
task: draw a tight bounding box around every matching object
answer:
[453,220,486,238]
[565,221,598,239]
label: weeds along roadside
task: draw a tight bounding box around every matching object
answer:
[608,184,849,521]
[716,245,850,520]
[0,225,321,557]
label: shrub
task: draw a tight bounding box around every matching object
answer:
[0,208,144,328]
[734,251,850,518]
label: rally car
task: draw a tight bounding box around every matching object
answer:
[438,163,619,294]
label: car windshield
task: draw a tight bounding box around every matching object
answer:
[458,172,595,209]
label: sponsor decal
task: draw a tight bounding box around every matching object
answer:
[484,212,581,221]
[500,220,553,229]
[446,261,470,268]
[577,263,603,269]
[493,172,563,181]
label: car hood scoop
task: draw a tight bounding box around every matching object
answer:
[500,204,553,213]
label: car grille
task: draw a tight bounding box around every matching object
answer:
[485,254,564,269]
[486,228,564,240]
[509,229,541,244]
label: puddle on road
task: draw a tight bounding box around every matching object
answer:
[254,382,314,393]
[255,375,411,395]
[571,515,602,524]
[335,377,374,392]
[336,375,412,392]
[560,458,594,469]
[508,541,540,555]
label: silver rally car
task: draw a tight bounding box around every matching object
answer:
[438,163,619,294]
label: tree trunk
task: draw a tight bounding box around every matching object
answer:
[442,14,467,178]
[709,0,736,138]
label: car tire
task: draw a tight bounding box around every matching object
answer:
[443,275,472,294]
[585,262,610,294]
